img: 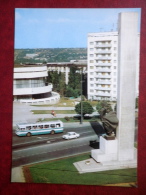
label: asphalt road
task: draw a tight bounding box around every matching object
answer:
[12,123,102,167]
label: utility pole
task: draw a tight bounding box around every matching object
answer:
[80,68,83,124]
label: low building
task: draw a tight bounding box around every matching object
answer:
[13,65,60,104]
[46,62,87,85]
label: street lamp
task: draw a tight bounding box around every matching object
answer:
[76,67,87,124]
[80,68,83,124]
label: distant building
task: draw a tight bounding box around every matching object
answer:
[46,61,87,85]
[26,54,38,58]
[87,31,140,101]
[13,65,60,104]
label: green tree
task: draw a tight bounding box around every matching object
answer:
[96,100,113,114]
[68,66,81,90]
[75,102,94,116]
[47,71,66,95]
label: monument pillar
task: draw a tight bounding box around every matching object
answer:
[117,12,138,161]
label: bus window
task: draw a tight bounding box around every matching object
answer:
[56,123,60,127]
[50,124,55,128]
[39,125,43,129]
[21,128,25,131]
[44,125,49,128]
[26,126,31,130]
[33,126,37,129]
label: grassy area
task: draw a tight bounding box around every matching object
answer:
[24,153,137,185]
[31,110,76,114]
[31,98,98,107]
[37,117,99,123]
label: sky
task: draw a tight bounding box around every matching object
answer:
[15,8,141,49]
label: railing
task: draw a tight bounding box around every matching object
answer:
[19,91,60,104]
[96,69,111,72]
[95,63,111,66]
[95,57,111,60]
[95,44,112,47]
[96,75,111,78]
[95,50,112,54]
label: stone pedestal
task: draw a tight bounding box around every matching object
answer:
[91,136,118,162]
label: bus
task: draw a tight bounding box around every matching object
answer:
[15,120,64,137]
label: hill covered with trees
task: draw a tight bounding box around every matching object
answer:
[14,48,87,64]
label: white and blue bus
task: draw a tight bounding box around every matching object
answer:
[15,120,63,137]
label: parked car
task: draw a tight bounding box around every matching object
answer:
[62,132,80,140]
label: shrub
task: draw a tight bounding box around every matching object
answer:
[64,116,70,121]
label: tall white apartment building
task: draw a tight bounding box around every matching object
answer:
[87,31,140,101]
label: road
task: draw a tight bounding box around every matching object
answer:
[12,123,103,167]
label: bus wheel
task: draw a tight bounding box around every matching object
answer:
[26,132,31,137]
[51,130,55,135]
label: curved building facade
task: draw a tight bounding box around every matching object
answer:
[13,65,60,103]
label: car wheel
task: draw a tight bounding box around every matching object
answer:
[26,132,31,137]
[50,130,55,135]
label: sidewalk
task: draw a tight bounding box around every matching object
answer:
[13,102,98,126]
[11,167,25,183]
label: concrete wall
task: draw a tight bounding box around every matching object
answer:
[117,12,138,161]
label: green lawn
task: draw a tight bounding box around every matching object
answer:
[31,98,98,107]
[26,153,137,185]
[31,110,76,114]
[37,117,99,123]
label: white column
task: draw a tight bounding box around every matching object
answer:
[117,12,138,161]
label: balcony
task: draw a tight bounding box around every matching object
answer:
[96,75,111,79]
[96,87,111,91]
[94,92,111,97]
[95,56,111,60]
[95,80,111,84]
[95,50,112,54]
[95,63,111,67]
[95,44,112,48]
[96,68,111,72]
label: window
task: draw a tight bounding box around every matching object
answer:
[26,126,31,130]
[90,60,94,63]
[90,72,94,75]
[90,89,94,92]
[114,47,117,50]
[50,124,55,128]
[90,66,94,69]
[44,125,49,128]
[90,48,94,51]
[90,84,94,87]
[90,42,94,45]
[39,125,43,129]
[90,54,94,57]
[90,78,94,81]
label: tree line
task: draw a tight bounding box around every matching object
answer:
[47,66,87,98]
